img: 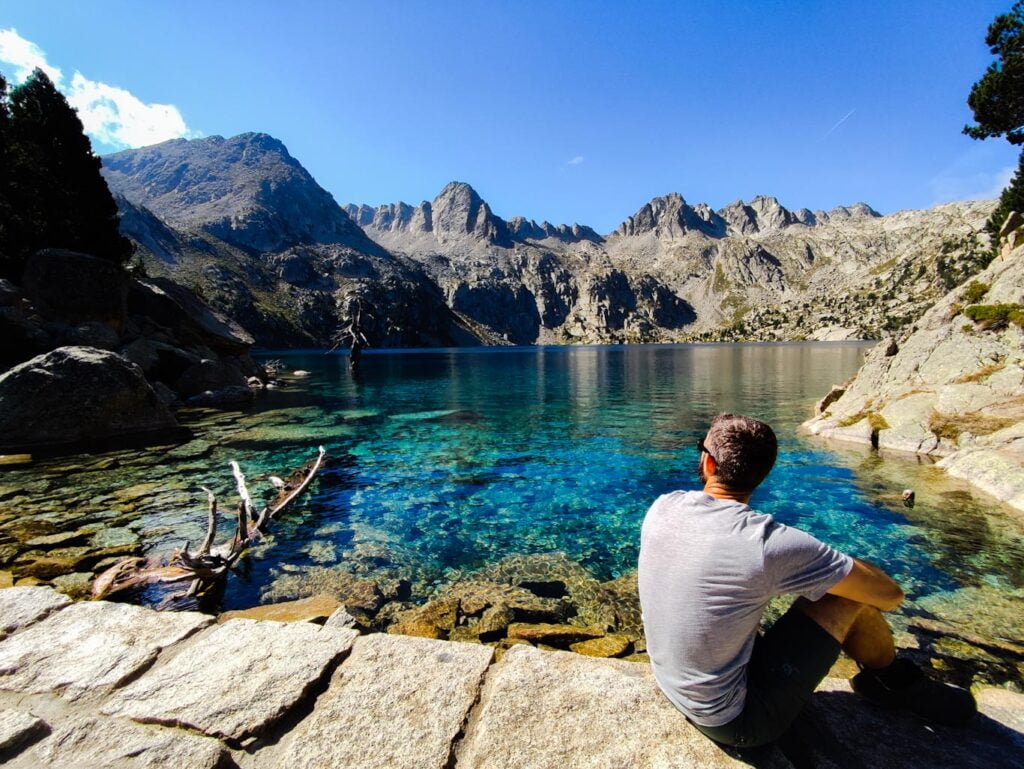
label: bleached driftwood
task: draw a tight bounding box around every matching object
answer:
[92,446,326,607]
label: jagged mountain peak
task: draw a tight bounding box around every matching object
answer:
[613,192,726,239]
[347,181,603,247]
[102,132,380,255]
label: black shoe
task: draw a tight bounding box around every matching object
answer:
[851,658,977,726]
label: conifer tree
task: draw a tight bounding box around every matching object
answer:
[0,68,132,277]
[964,2,1024,237]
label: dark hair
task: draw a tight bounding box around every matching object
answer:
[704,413,778,491]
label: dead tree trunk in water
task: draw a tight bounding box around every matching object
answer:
[92,446,326,608]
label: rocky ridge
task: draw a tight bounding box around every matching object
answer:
[803,234,1024,513]
[100,132,996,348]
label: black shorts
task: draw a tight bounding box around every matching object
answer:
[691,606,841,748]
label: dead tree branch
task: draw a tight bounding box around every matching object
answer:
[92,446,327,607]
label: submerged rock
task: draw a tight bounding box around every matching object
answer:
[0,347,177,452]
[218,593,341,624]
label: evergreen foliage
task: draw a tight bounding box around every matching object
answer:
[964,1,1024,144]
[964,2,1024,238]
[989,150,1024,238]
[0,68,132,278]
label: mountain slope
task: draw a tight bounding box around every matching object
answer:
[102,132,995,349]
[102,137,480,348]
[802,240,1024,512]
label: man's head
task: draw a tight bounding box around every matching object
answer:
[698,413,778,495]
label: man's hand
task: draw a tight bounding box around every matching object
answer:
[827,558,905,612]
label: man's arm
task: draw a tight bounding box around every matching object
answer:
[827,558,905,611]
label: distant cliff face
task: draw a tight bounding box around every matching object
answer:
[102,132,994,349]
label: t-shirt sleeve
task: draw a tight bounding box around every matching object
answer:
[763,523,854,601]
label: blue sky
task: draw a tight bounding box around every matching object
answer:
[1,1,1019,232]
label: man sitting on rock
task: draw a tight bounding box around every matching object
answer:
[638,413,976,749]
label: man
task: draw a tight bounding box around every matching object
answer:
[638,413,976,748]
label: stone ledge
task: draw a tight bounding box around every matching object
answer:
[101,618,357,743]
[0,601,212,702]
[278,633,493,768]
[0,586,71,639]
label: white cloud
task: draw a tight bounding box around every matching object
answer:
[0,28,194,150]
[931,163,1016,204]
[567,155,584,166]
[0,28,62,83]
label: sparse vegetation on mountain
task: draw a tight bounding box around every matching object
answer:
[0,69,132,278]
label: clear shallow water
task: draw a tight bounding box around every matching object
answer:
[1,343,1022,645]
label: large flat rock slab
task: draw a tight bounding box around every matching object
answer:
[0,601,211,702]
[280,633,493,769]
[0,586,70,638]
[0,709,47,756]
[103,619,357,742]
[11,716,228,769]
[801,678,1024,769]
[455,645,771,769]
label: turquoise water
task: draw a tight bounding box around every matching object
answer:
[2,343,1022,644]
[230,343,1021,608]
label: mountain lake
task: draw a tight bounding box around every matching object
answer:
[1,342,1021,684]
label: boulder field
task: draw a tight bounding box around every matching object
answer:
[0,249,264,453]
[0,585,1021,768]
[803,237,1024,513]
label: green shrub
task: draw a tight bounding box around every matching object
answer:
[963,303,1024,330]
[962,281,990,303]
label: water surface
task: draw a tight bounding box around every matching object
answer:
[1,343,1021,657]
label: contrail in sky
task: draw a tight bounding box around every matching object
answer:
[823,108,856,138]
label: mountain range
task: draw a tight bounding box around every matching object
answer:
[100,132,995,348]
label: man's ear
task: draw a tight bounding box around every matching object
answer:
[703,453,717,478]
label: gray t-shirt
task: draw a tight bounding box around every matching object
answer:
[638,490,853,727]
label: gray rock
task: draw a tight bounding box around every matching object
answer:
[0,586,70,638]
[102,619,357,741]
[456,645,773,768]
[60,321,121,350]
[323,606,358,629]
[0,347,178,452]
[184,385,254,407]
[174,358,248,398]
[802,678,1024,768]
[0,601,211,702]
[0,709,46,755]
[21,249,128,326]
[24,716,227,769]
[804,243,1024,511]
[281,633,492,769]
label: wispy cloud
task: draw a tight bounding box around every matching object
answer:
[931,163,1015,204]
[567,155,584,166]
[822,108,856,139]
[0,28,196,150]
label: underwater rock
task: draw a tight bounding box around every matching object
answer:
[389,597,460,639]
[50,572,93,599]
[263,566,386,613]
[570,635,632,658]
[506,623,605,647]
[218,593,342,624]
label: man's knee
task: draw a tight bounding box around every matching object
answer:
[792,594,866,643]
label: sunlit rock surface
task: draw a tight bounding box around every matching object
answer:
[804,243,1024,512]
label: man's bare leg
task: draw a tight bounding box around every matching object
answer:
[792,595,896,669]
[841,605,896,669]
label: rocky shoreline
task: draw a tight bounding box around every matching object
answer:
[802,231,1024,514]
[0,584,1021,768]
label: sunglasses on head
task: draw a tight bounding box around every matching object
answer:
[697,438,716,462]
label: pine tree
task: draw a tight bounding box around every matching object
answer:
[964,2,1024,237]
[1,68,132,278]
